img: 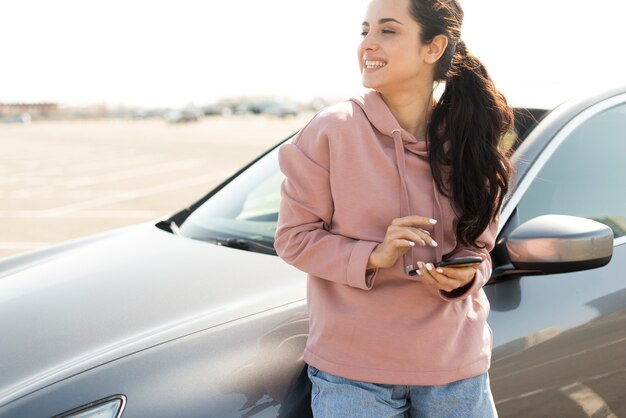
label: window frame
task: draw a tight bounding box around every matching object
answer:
[501,93,626,247]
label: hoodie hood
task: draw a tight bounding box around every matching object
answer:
[349,89,430,153]
[350,89,444,274]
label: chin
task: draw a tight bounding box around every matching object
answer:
[361,77,379,90]
[362,80,387,96]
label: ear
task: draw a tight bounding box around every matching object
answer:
[424,34,449,64]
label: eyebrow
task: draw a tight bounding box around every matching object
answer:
[362,18,404,26]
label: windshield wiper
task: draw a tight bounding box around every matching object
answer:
[210,237,276,255]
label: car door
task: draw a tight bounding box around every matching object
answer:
[487,94,626,416]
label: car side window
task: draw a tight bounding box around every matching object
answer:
[516,102,626,239]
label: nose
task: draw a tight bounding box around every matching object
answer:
[360,32,378,52]
[359,36,379,63]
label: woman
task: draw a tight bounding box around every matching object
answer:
[274,0,513,416]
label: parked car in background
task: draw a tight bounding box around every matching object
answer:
[165,108,201,123]
[2,113,32,124]
[0,86,625,417]
[239,101,300,118]
[262,103,299,118]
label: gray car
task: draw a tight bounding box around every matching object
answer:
[1,86,625,418]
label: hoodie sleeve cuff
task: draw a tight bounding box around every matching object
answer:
[347,240,380,290]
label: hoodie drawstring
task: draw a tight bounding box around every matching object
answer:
[431,178,444,263]
[391,129,443,275]
[391,129,416,275]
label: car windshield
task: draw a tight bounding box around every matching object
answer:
[179,144,285,253]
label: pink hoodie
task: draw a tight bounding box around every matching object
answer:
[274,89,499,385]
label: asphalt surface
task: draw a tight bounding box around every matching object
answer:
[0,115,312,260]
[491,308,626,417]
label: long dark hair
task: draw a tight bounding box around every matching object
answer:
[409,0,514,248]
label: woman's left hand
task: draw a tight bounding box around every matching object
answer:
[415,259,483,292]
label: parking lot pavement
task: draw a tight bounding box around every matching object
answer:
[0,114,312,259]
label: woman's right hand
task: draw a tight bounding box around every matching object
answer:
[367,216,438,270]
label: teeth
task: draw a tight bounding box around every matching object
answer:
[365,60,387,68]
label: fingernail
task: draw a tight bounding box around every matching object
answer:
[417,261,424,269]
[420,240,426,246]
[431,240,438,247]
[436,268,444,273]
[426,263,433,271]
[429,219,437,224]
[409,241,416,247]
[416,270,422,276]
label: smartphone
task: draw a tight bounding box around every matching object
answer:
[434,256,483,268]
[407,256,483,276]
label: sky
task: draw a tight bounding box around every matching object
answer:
[2,0,625,109]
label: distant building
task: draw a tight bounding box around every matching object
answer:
[0,102,60,118]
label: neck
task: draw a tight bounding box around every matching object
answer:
[379,87,435,140]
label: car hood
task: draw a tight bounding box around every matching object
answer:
[0,223,305,406]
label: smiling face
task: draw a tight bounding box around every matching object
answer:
[358,0,438,96]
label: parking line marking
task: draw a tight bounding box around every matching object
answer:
[559,382,617,418]
[5,158,210,198]
[0,154,159,181]
[0,168,235,218]
[495,387,553,405]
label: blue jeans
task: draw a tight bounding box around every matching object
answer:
[307,365,497,418]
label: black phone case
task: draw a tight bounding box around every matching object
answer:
[434,256,483,268]
[407,257,483,276]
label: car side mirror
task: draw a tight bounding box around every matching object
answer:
[492,214,613,279]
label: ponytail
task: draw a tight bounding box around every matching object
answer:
[428,40,514,248]
[407,0,514,248]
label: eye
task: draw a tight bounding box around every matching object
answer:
[361,30,368,37]
[382,28,395,34]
